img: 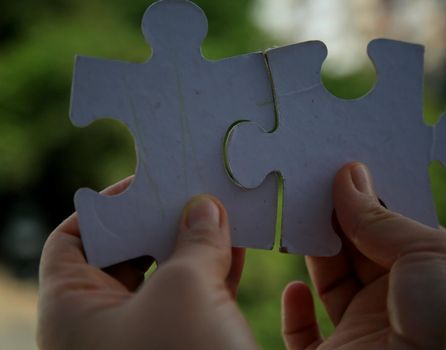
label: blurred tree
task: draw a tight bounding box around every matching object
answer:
[0,1,444,347]
[0,0,272,278]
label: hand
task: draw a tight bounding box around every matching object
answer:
[37,177,256,350]
[282,162,446,350]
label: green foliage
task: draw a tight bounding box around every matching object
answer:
[0,0,445,348]
[239,250,333,348]
[322,68,376,100]
[0,0,272,192]
[430,161,446,226]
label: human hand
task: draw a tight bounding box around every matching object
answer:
[282,162,446,350]
[37,177,256,350]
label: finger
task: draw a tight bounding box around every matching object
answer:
[226,247,246,298]
[41,176,135,281]
[338,231,388,286]
[54,175,135,237]
[39,231,87,286]
[306,253,360,325]
[99,175,134,196]
[282,282,322,350]
[103,255,154,292]
[306,210,387,325]
[170,194,232,280]
[333,210,387,286]
[334,162,443,268]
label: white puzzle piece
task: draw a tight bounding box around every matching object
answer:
[70,0,277,267]
[227,39,445,256]
[434,114,446,165]
[71,0,445,267]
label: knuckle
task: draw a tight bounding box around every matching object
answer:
[399,236,446,259]
[159,261,204,287]
[181,225,226,250]
[352,202,396,240]
[394,250,446,268]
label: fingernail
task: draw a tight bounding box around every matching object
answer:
[350,163,374,195]
[185,196,220,228]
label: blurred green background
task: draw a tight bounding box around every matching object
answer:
[0,0,445,348]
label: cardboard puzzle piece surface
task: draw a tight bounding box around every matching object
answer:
[70,0,277,267]
[434,113,446,165]
[72,0,445,267]
[227,39,445,256]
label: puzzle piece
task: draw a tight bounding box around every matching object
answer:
[433,113,446,165]
[227,39,445,256]
[70,0,277,267]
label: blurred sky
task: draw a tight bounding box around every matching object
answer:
[252,0,446,75]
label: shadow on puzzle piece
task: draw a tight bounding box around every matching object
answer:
[227,39,446,255]
[70,0,278,267]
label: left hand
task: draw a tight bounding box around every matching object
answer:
[37,177,256,350]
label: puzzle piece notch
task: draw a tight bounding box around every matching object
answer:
[227,38,440,257]
[73,187,160,265]
[70,0,278,268]
[228,39,427,189]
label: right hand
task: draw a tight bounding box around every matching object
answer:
[282,162,446,350]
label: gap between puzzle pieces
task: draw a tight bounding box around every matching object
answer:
[70,0,446,268]
[70,0,277,267]
[227,38,446,255]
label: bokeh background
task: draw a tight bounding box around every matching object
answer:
[0,0,445,348]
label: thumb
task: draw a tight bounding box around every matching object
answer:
[170,195,232,279]
[333,162,443,269]
[282,282,322,350]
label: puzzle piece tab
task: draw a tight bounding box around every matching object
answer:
[71,0,277,267]
[227,39,445,256]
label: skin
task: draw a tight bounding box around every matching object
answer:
[282,163,446,350]
[37,177,256,350]
[37,163,446,349]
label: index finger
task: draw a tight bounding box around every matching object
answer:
[54,175,135,237]
[39,176,134,282]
